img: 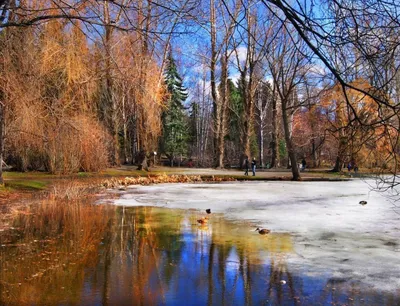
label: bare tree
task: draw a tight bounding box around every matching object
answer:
[266,23,310,180]
[229,0,271,168]
[254,81,274,168]
[208,0,240,168]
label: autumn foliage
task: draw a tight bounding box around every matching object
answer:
[293,78,395,170]
[0,6,166,174]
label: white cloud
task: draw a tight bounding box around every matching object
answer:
[229,72,241,85]
[228,45,247,67]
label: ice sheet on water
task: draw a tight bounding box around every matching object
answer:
[112,179,400,292]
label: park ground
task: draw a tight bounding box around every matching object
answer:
[2,165,400,302]
[0,165,352,204]
[0,165,357,229]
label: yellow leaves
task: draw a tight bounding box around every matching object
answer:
[2,2,169,174]
[319,78,396,169]
[324,78,379,118]
[110,33,167,150]
[65,24,91,86]
[40,21,66,75]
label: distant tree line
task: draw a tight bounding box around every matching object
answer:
[0,0,398,186]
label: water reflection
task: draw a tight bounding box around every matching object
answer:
[1,204,400,305]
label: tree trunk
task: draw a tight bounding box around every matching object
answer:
[240,71,252,163]
[122,95,129,164]
[103,1,119,166]
[270,97,278,168]
[243,11,256,165]
[287,110,295,169]
[130,110,139,165]
[259,127,264,168]
[210,0,222,168]
[137,150,149,171]
[331,156,342,172]
[311,138,318,168]
[282,101,301,180]
[218,53,229,169]
[0,103,4,185]
[331,104,348,172]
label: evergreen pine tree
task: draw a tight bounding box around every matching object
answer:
[162,51,189,166]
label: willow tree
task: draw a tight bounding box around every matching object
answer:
[0,0,193,181]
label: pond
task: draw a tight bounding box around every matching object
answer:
[1,180,400,305]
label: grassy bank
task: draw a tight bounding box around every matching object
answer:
[0,166,351,206]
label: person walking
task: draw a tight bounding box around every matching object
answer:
[347,161,352,172]
[301,158,307,172]
[251,157,257,176]
[244,157,249,176]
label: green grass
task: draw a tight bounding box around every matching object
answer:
[3,171,54,180]
[0,166,351,195]
[1,171,52,192]
[5,180,49,191]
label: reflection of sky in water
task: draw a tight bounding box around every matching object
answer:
[113,181,400,292]
[2,203,400,305]
[79,207,400,305]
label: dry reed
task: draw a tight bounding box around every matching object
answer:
[101,174,236,189]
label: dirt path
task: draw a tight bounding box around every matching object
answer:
[133,166,348,180]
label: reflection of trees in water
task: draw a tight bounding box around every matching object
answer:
[3,204,400,305]
[206,221,298,305]
[96,207,400,305]
[0,198,114,305]
[97,207,391,304]
[99,206,186,305]
[266,255,299,305]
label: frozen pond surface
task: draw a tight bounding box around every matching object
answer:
[115,179,400,294]
[2,179,400,305]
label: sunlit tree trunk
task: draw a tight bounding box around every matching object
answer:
[218,53,229,168]
[210,0,222,168]
[259,127,264,168]
[270,97,278,168]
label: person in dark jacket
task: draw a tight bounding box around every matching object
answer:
[244,157,249,176]
[301,158,307,171]
[251,158,257,176]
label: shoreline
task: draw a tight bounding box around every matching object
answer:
[0,166,375,209]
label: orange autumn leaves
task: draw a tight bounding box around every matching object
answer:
[0,15,167,173]
[293,79,396,169]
